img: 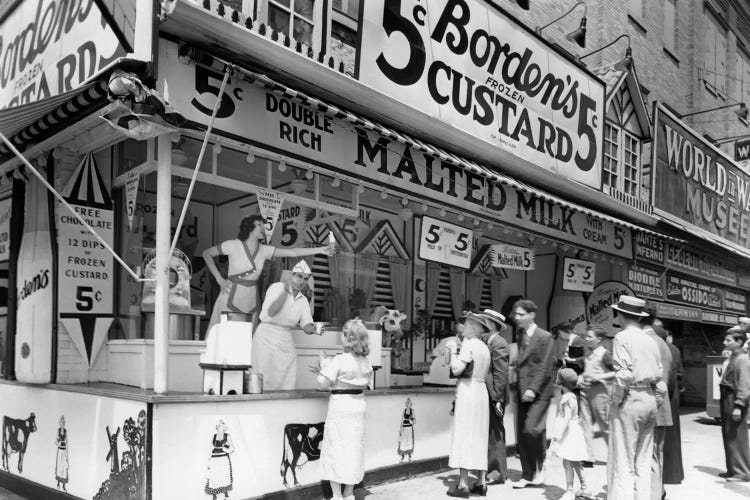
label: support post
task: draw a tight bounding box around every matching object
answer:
[154,135,172,394]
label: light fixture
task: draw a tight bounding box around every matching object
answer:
[174,177,190,197]
[514,0,530,10]
[331,177,341,188]
[357,185,365,194]
[246,151,255,163]
[421,203,428,212]
[536,2,587,48]
[473,219,480,227]
[170,132,182,143]
[399,208,414,221]
[457,213,465,222]
[381,191,388,200]
[578,34,632,71]
[401,197,409,207]
[305,170,314,180]
[289,178,307,194]
[213,143,222,155]
[487,222,494,230]
[440,208,447,217]
[278,160,287,172]
[681,102,749,120]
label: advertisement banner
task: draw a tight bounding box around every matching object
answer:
[634,232,664,266]
[723,289,747,314]
[664,242,736,286]
[665,273,723,310]
[586,281,634,334]
[490,243,535,271]
[0,0,127,108]
[736,138,750,163]
[562,258,594,292]
[701,310,738,325]
[357,0,605,188]
[627,265,664,300]
[654,301,702,322]
[158,41,631,259]
[419,216,473,269]
[255,188,285,244]
[652,103,750,251]
[0,198,11,262]
[125,169,140,231]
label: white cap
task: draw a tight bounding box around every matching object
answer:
[292,259,312,275]
[739,317,750,325]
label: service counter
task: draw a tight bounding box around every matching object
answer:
[0,380,560,500]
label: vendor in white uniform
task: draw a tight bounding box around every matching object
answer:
[252,259,322,390]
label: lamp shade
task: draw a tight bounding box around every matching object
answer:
[566,17,587,48]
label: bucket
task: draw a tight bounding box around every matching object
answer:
[244,372,263,394]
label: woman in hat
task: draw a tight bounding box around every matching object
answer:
[203,214,332,331]
[252,259,322,390]
[446,312,491,497]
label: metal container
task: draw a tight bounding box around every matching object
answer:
[244,372,263,394]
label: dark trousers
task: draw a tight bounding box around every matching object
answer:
[517,397,550,480]
[487,401,507,481]
[720,387,750,477]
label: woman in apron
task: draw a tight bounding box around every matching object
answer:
[203,215,331,330]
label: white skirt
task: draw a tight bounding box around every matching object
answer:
[449,378,489,470]
[252,323,296,390]
[320,394,366,484]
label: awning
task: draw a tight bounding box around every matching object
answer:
[0,80,110,159]
[201,55,684,245]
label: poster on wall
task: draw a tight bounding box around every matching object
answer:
[0,0,128,109]
[652,103,750,252]
[419,216,473,269]
[15,176,54,383]
[634,232,664,266]
[490,243,535,271]
[0,198,11,262]
[627,265,664,300]
[255,188,285,244]
[562,258,595,292]
[356,0,605,188]
[586,281,635,336]
[57,154,114,366]
[665,273,723,310]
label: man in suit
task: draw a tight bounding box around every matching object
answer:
[479,309,510,485]
[661,328,684,485]
[510,299,555,489]
[718,329,750,482]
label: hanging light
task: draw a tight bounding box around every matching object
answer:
[421,202,428,212]
[331,177,341,188]
[536,2,587,48]
[401,197,409,207]
[440,208,447,217]
[278,160,287,172]
[246,151,255,163]
[380,191,388,200]
[457,213,465,222]
[357,185,365,194]
[578,34,632,71]
[473,219,480,227]
[305,170,314,180]
[213,143,222,155]
[487,222,494,230]
[399,208,413,221]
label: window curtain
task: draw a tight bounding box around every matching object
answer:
[467,273,484,311]
[490,277,503,311]
[425,265,441,316]
[328,252,354,321]
[355,253,379,306]
[389,260,408,312]
[449,269,466,321]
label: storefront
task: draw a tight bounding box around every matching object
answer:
[0,1,721,499]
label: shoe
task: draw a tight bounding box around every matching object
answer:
[559,490,576,500]
[719,471,735,478]
[727,475,750,482]
[511,479,531,489]
[447,486,470,498]
[469,483,487,496]
[530,473,546,486]
[575,488,594,499]
[487,478,505,485]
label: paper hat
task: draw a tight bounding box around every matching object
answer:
[610,295,649,317]
[556,368,579,391]
[481,309,507,328]
[292,259,312,275]
[739,317,750,325]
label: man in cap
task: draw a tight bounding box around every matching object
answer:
[251,259,321,390]
[511,299,555,488]
[641,305,672,500]
[479,309,511,485]
[608,296,667,500]
[718,328,750,482]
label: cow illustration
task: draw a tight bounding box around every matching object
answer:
[280,422,325,487]
[2,413,37,473]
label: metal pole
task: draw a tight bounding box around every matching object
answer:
[154,134,172,394]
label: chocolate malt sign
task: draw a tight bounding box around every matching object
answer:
[652,103,750,250]
[0,0,127,109]
[357,0,605,188]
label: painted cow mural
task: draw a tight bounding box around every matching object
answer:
[2,413,37,473]
[280,422,325,487]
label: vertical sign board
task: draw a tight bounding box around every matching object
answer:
[15,177,54,383]
[0,197,11,262]
[652,103,750,251]
[57,154,114,367]
[0,0,128,109]
[736,138,750,171]
[358,0,605,188]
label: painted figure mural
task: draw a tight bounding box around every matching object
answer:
[280,422,325,487]
[205,420,234,499]
[1,412,36,473]
[55,416,69,491]
[397,398,416,462]
[94,410,147,500]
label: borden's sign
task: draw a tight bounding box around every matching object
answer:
[358,0,604,188]
[652,103,750,249]
[0,0,126,109]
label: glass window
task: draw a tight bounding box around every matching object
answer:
[623,132,640,196]
[704,12,727,96]
[603,123,620,190]
[333,0,359,19]
[268,0,315,46]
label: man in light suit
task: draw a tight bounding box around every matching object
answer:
[511,299,555,488]
[480,309,510,485]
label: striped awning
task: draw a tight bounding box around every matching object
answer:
[0,79,110,158]
[203,56,685,245]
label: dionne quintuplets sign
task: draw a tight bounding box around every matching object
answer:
[358,0,605,188]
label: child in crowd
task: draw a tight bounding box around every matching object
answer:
[549,368,593,500]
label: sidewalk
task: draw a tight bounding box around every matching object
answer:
[362,407,750,499]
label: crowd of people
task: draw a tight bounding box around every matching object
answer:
[442,295,750,500]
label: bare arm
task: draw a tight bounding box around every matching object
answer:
[202,244,228,290]
[274,246,331,258]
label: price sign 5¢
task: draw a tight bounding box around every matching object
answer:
[563,257,596,292]
[419,216,473,269]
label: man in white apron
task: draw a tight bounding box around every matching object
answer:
[252,260,320,390]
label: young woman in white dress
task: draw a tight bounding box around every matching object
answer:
[315,319,373,500]
[446,312,491,497]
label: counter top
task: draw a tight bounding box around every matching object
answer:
[0,380,453,404]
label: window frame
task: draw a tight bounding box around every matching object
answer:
[603,121,642,198]
[704,10,728,98]
[663,0,677,56]
[257,0,325,51]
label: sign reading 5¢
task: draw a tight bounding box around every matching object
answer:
[419,216,473,269]
[563,258,595,292]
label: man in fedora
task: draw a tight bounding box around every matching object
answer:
[608,296,667,500]
[479,309,510,485]
[510,299,555,488]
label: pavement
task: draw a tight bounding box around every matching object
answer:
[362,407,750,500]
